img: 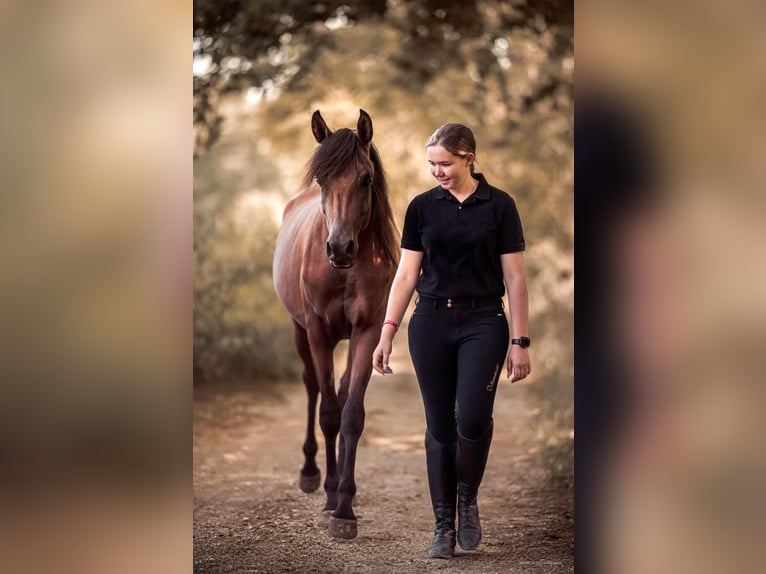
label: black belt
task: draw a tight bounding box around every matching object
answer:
[416,295,503,309]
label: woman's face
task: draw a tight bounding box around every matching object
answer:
[427,144,474,192]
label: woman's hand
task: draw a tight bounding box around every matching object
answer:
[506,345,531,383]
[372,332,395,375]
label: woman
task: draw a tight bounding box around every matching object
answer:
[372,123,531,559]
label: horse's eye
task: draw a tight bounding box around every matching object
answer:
[361,174,372,188]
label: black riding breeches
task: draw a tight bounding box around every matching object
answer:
[407,297,509,443]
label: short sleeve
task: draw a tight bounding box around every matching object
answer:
[497,197,526,253]
[400,199,423,251]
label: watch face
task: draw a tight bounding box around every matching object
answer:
[513,337,531,348]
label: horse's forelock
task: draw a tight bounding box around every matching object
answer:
[306,129,371,183]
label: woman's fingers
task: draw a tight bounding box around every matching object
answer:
[509,347,531,383]
[372,347,383,373]
[511,363,531,383]
[372,344,393,375]
[381,349,393,374]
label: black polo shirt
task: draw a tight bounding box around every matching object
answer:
[401,173,525,299]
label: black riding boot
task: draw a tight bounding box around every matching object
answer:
[424,430,457,559]
[456,420,493,551]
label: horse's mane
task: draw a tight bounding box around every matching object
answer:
[301,129,399,265]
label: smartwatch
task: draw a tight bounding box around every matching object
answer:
[511,336,531,348]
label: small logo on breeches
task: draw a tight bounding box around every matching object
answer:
[486,363,500,392]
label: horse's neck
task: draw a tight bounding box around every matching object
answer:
[370,189,397,262]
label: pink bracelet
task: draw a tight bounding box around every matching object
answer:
[382,320,399,331]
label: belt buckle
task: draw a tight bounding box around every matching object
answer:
[447,298,453,308]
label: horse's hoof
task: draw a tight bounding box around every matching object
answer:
[299,471,321,493]
[328,516,358,539]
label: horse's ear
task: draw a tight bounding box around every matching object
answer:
[357,109,373,145]
[311,110,332,143]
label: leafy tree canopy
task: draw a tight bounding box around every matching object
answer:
[194,0,572,152]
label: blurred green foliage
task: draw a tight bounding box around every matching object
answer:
[193,149,301,383]
[194,0,572,154]
[193,0,573,454]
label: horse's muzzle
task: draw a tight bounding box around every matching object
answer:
[326,239,356,268]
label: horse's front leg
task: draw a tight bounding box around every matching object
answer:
[292,321,321,493]
[336,346,352,479]
[306,319,341,513]
[328,326,378,539]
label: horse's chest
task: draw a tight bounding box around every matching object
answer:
[304,271,378,321]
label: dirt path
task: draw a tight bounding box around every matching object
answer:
[194,352,573,573]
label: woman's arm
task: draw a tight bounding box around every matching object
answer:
[501,251,531,382]
[372,248,423,374]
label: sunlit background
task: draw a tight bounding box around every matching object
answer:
[192,0,574,440]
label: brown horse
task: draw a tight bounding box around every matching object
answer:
[273,109,399,539]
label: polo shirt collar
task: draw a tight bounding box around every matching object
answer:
[436,173,490,201]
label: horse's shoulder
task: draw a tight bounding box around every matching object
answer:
[283,186,319,218]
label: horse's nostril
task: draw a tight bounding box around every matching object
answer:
[326,241,332,258]
[345,240,355,257]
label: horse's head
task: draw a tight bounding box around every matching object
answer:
[310,109,376,269]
